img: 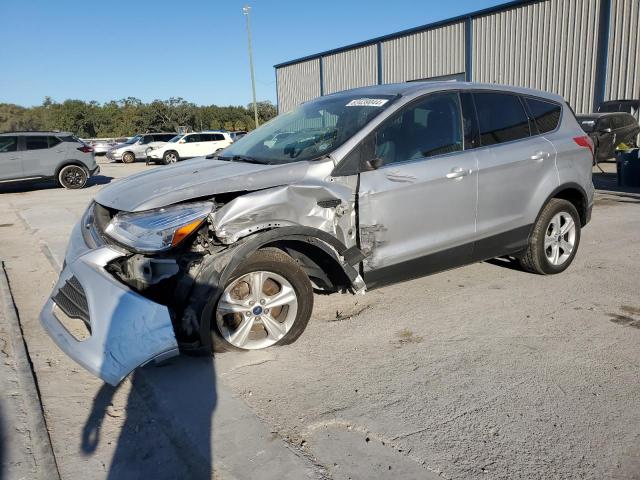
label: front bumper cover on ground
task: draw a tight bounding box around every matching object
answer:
[39,222,179,386]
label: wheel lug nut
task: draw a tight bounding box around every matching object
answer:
[249,300,255,306]
[246,311,251,316]
[260,299,266,305]
[264,308,269,313]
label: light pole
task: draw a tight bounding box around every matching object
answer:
[243,4,259,129]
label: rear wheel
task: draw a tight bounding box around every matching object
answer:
[519,198,581,274]
[212,249,313,352]
[122,151,135,164]
[163,150,179,165]
[58,165,88,189]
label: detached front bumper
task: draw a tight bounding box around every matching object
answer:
[39,222,179,386]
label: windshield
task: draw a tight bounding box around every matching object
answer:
[124,135,142,144]
[219,93,396,164]
[169,135,183,143]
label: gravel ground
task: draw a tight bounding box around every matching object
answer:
[0,158,639,479]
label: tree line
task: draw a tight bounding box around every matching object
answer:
[0,97,278,138]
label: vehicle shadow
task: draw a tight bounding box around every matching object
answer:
[82,356,217,479]
[0,175,113,194]
[484,256,525,271]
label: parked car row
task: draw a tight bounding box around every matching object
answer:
[38,82,595,385]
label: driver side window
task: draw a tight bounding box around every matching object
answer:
[375,92,463,166]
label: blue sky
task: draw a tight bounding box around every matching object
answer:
[0,0,505,107]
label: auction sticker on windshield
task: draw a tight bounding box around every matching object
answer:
[346,98,389,107]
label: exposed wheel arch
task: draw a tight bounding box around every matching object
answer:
[539,183,589,227]
[183,227,365,352]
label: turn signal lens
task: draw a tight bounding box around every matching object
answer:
[171,218,205,247]
[573,135,594,159]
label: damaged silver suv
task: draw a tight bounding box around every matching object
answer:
[41,82,594,385]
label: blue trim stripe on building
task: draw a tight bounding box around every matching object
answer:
[593,0,612,109]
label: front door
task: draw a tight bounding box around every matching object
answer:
[357,92,478,288]
[182,133,203,158]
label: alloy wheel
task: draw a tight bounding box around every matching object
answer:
[216,271,298,349]
[544,212,576,266]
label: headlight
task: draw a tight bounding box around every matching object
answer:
[104,202,214,252]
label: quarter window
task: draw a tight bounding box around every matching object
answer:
[0,136,18,153]
[48,136,62,148]
[25,136,50,150]
[375,92,463,166]
[212,133,225,141]
[525,97,562,134]
[473,92,531,145]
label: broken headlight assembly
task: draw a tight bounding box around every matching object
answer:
[104,202,214,253]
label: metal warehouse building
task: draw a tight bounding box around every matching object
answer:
[274,0,639,114]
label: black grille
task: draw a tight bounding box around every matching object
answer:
[52,276,91,328]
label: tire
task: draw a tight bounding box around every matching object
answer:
[162,150,179,165]
[211,249,313,352]
[122,151,135,164]
[518,198,581,274]
[58,165,88,189]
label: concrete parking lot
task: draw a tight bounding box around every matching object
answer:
[1,158,639,480]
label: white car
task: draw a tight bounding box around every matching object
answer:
[147,132,232,165]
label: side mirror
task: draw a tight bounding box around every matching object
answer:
[366,157,384,170]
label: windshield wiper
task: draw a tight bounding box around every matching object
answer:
[207,154,266,164]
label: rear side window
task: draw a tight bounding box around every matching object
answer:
[212,133,225,141]
[48,136,62,148]
[473,92,531,145]
[525,97,562,134]
[0,136,18,153]
[25,136,50,150]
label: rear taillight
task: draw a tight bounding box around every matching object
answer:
[573,135,594,158]
[77,145,94,153]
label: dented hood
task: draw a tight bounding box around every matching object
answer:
[95,157,315,212]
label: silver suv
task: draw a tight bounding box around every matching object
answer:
[41,83,594,385]
[106,132,177,163]
[0,131,99,189]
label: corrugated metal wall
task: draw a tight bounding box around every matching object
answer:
[276,59,321,113]
[605,0,640,100]
[381,22,465,83]
[322,45,378,95]
[472,0,601,113]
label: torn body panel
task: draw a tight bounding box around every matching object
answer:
[39,239,178,386]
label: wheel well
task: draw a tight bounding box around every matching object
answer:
[264,240,351,293]
[552,187,587,226]
[55,161,88,178]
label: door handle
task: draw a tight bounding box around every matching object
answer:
[445,167,471,179]
[530,151,550,161]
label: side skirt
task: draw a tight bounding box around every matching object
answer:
[363,224,532,290]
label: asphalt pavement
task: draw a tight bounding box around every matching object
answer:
[0,158,638,479]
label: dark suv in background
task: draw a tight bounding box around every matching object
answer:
[0,131,99,189]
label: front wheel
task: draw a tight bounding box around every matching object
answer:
[212,249,313,352]
[518,198,581,274]
[58,165,88,189]
[163,150,179,165]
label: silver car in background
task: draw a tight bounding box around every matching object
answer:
[41,82,594,385]
[0,131,99,188]
[106,132,176,163]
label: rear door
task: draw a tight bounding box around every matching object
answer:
[22,135,63,178]
[0,136,22,181]
[472,91,557,258]
[357,91,478,287]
